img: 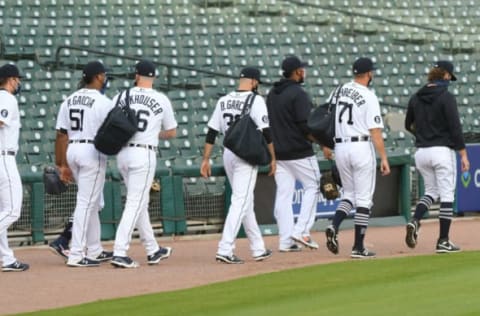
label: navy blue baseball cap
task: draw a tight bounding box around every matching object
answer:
[0,64,23,78]
[434,60,457,81]
[135,60,156,77]
[282,55,308,76]
[240,66,262,83]
[82,61,106,79]
[352,57,376,75]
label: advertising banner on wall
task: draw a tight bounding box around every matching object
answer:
[457,144,480,212]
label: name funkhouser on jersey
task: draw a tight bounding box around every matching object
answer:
[0,64,29,272]
[324,57,390,259]
[110,60,177,269]
[200,66,275,264]
[55,61,113,267]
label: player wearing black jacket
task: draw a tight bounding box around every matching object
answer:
[404,60,470,253]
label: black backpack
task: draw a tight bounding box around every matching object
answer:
[94,89,138,155]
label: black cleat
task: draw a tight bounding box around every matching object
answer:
[405,220,420,249]
[147,247,172,265]
[254,249,273,262]
[2,261,29,272]
[436,238,461,253]
[325,225,339,255]
[215,254,244,264]
[351,248,376,259]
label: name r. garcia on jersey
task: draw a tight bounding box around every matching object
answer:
[67,95,95,108]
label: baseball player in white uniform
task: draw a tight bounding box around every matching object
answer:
[200,67,275,264]
[56,61,113,267]
[0,64,29,272]
[110,60,176,269]
[324,57,390,258]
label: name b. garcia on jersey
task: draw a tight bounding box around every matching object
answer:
[220,99,244,111]
[119,94,163,115]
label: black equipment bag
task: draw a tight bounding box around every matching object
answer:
[94,89,138,155]
[223,93,271,166]
[307,84,343,149]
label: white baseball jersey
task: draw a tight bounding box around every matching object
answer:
[208,91,269,134]
[209,91,269,258]
[0,90,23,266]
[333,81,383,138]
[111,87,177,146]
[0,90,20,151]
[56,88,112,138]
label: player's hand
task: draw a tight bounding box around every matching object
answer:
[322,146,334,160]
[200,159,211,178]
[461,156,470,172]
[268,159,276,176]
[380,158,390,176]
[57,165,73,183]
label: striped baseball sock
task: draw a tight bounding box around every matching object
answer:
[413,195,434,221]
[354,207,370,250]
[439,202,453,240]
[332,200,354,233]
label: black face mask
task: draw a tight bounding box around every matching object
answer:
[367,73,373,87]
[100,77,109,95]
[252,84,258,94]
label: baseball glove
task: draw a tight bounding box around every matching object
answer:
[43,166,68,195]
[320,170,340,200]
[150,179,161,192]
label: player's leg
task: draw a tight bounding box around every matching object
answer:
[406,148,438,248]
[112,148,150,267]
[273,161,297,251]
[350,143,376,258]
[216,150,255,263]
[434,148,459,252]
[0,159,28,271]
[291,156,321,249]
[240,168,271,261]
[67,149,104,267]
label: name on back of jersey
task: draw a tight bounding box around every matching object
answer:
[340,87,365,107]
[220,99,244,111]
[67,95,95,108]
[119,94,163,115]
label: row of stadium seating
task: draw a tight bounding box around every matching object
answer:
[1,0,479,176]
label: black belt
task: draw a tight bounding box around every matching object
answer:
[128,143,157,151]
[334,136,370,143]
[69,139,94,144]
[1,150,15,156]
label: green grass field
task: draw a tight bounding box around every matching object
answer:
[21,252,480,316]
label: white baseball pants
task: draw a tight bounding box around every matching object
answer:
[114,147,159,257]
[0,155,22,266]
[217,149,266,258]
[335,142,377,209]
[67,144,106,263]
[415,146,457,202]
[274,156,320,249]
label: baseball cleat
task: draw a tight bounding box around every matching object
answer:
[436,239,461,253]
[405,220,420,249]
[66,258,100,267]
[291,235,319,250]
[49,238,70,260]
[2,261,29,272]
[325,225,339,255]
[147,247,172,265]
[111,256,140,268]
[350,248,376,259]
[215,254,244,264]
[279,244,302,252]
[96,251,114,262]
[254,249,273,262]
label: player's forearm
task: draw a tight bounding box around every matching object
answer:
[202,143,214,161]
[55,131,69,167]
[159,128,176,139]
[370,128,387,160]
[267,142,276,162]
